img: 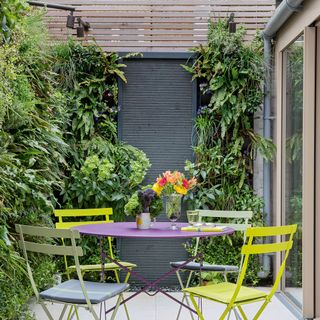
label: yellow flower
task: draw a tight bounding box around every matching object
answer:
[174,185,187,195]
[152,183,163,195]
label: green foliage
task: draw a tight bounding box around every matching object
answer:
[0,0,28,43]
[52,41,150,221]
[62,140,150,220]
[0,11,67,319]
[184,20,275,285]
[0,9,149,319]
[53,40,124,142]
[0,13,67,226]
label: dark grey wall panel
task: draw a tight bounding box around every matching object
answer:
[119,59,194,185]
[118,58,195,286]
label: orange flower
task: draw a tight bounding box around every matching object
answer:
[164,171,176,184]
[174,185,187,195]
[172,171,182,183]
[188,177,197,188]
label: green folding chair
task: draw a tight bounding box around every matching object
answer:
[184,224,297,320]
[54,208,136,320]
[16,224,129,320]
[171,210,252,320]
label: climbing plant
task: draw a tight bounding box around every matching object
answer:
[184,20,275,284]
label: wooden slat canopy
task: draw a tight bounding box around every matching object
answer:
[43,0,275,52]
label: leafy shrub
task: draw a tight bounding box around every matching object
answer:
[0,0,28,43]
[183,20,275,284]
[0,9,68,319]
[62,140,150,220]
[52,42,150,220]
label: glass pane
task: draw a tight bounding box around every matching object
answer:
[283,35,304,307]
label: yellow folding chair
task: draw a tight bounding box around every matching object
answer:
[16,224,129,320]
[171,210,252,320]
[184,224,297,320]
[54,208,136,319]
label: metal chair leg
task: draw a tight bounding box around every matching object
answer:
[233,308,242,320]
[237,305,249,320]
[110,295,123,320]
[223,272,228,282]
[40,301,55,320]
[175,270,195,320]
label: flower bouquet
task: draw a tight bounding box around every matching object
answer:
[152,171,197,230]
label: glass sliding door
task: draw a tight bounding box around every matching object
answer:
[282,35,304,307]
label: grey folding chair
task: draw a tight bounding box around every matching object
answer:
[170,210,253,320]
[16,224,129,320]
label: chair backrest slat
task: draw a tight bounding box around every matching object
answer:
[19,240,83,256]
[197,210,253,219]
[15,224,80,239]
[56,220,111,229]
[245,224,297,237]
[54,208,112,219]
[241,241,293,255]
[210,223,251,232]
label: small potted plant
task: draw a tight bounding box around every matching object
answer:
[125,187,163,229]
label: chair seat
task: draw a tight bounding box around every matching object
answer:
[170,261,239,272]
[40,279,129,304]
[68,261,137,273]
[184,282,267,304]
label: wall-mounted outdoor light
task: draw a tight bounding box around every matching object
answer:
[76,18,90,38]
[66,12,75,29]
[227,13,237,33]
[27,1,90,37]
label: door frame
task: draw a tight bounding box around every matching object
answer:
[275,26,317,319]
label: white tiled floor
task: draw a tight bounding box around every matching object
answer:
[31,288,299,320]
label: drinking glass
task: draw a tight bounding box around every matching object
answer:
[187,211,199,226]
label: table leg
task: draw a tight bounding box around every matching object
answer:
[103,251,204,315]
[99,236,106,283]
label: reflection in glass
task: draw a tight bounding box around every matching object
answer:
[283,35,303,307]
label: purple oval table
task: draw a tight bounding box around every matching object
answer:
[74,222,234,316]
[74,221,234,239]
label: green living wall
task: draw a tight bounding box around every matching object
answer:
[0,3,274,318]
[184,21,274,284]
[0,2,149,319]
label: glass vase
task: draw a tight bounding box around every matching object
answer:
[166,194,182,230]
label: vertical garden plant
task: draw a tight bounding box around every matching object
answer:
[183,20,275,284]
